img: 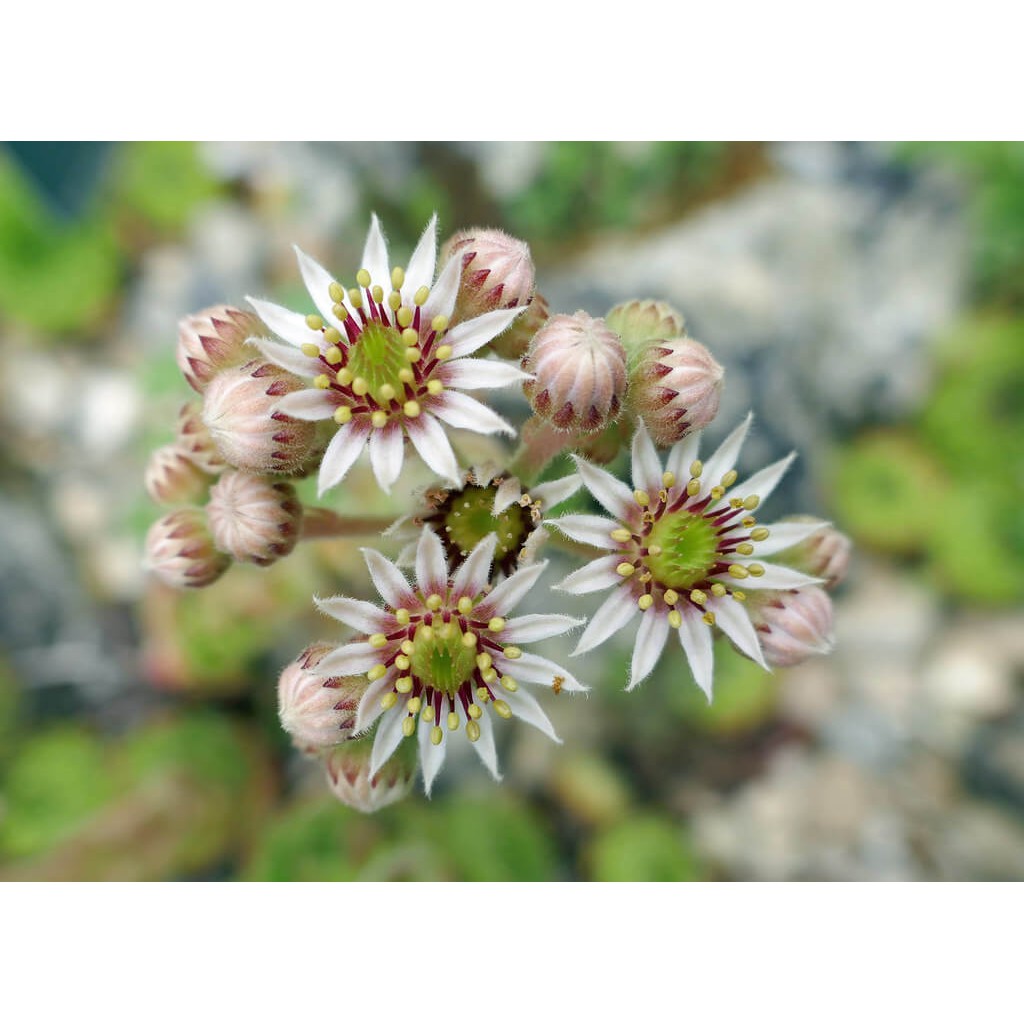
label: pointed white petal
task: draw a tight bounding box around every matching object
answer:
[501,614,585,644]
[249,337,321,378]
[666,430,702,485]
[710,594,768,670]
[314,596,388,634]
[452,534,498,596]
[403,214,437,300]
[549,514,621,550]
[573,586,638,656]
[572,457,634,521]
[395,541,417,568]
[631,422,664,495]
[443,357,532,390]
[554,554,621,595]
[354,676,392,733]
[509,653,588,692]
[677,608,715,700]
[531,473,581,510]
[729,563,824,590]
[446,306,526,359]
[368,423,404,493]
[361,214,390,293]
[369,705,407,778]
[362,547,413,608]
[418,714,448,796]
[471,709,502,781]
[406,413,460,483]
[274,389,338,421]
[247,297,322,350]
[701,413,753,497]
[728,452,796,511]
[293,246,351,331]
[492,476,523,515]
[478,560,546,617]
[501,686,561,743]
[315,642,380,676]
[317,422,369,496]
[423,253,461,321]
[415,526,448,595]
[627,611,670,691]
[746,519,829,557]
[432,390,515,437]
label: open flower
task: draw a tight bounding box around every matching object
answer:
[311,528,586,795]
[551,417,826,698]
[246,215,531,495]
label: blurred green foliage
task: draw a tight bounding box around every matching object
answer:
[586,815,703,882]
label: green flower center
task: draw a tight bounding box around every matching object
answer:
[644,509,719,591]
[346,321,414,397]
[410,621,479,696]
[444,485,529,560]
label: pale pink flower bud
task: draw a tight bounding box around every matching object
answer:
[278,642,366,751]
[750,587,835,668]
[522,312,627,434]
[201,360,317,474]
[489,291,550,361]
[605,298,686,355]
[206,470,303,566]
[441,226,536,325]
[145,508,230,589]
[322,734,417,814]
[177,305,265,393]
[176,402,228,475]
[777,517,852,590]
[628,337,724,446]
[144,444,213,505]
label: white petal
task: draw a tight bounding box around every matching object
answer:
[452,534,498,596]
[314,596,388,634]
[418,713,448,796]
[446,306,526,359]
[406,412,460,483]
[318,422,369,496]
[361,214,390,293]
[701,413,753,497]
[573,586,638,656]
[362,548,413,608]
[728,563,824,590]
[627,611,670,691]
[402,214,437,301]
[415,526,448,595]
[531,473,581,510]
[728,452,796,510]
[501,614,585,644]
[509,653,588,693]
[554,554,621,595]
[247,297,322,351]
[274,389,338,421]
[293,246,351,330]
[572,457,634,521]
[677,608,715,700]
[710,594,768,670]
[368,423,404,493]
[443,357,532,391]
[746,519,828,557]
[249,337,321,379]
[631,422,664,495]
[369,705,407,778]
[666,430,702,484]
[315,642,380,676]
[550,514,621,550]
[470,709,502,781]
[492,476,523,515]
[501,686,561,743]
[432,390,515,437]
[478,560,547,617]
[354,676,393,733]
[423,253,461,322]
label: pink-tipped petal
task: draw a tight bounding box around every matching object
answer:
[369,705,407,778]
[531,474,581,510]
[572,457,634,521]
[728,564,824,590]
[725,452,796,511]
[501,686,561,743]
[745,519,829,557]
[423,253,461,322]
[274,389,339,421]
[403,214,437,301]
[550,514,621,550]
[471,710,502,781]
[415,526,448,595]
[361,214,390,294]
[710,594,768,670]
[492,476,523,515]
[318,422,369,496]
[501,614,585,643]
[677,608,715,700]
[432,390,515,437]
[362,548,413,609]
[368,423,404,493]
[293,246,353,330]
[573,586,638,656]
[452,534,498,596]
[477,560,547,617]
[249,337,321,378]
[554,554,621,595]
[247,297,323,351]
[510,653,588,693]
[354,676,393,734]
[406,413,459,483]
[627,611,671,691]
[666,430,702,485]
[418,713,449,796]
[700,413,753,498]
[631,422,664,496]
[443,358,533,390]
[315,642,381,677]
[446,306,526,359]
[314,596,389,634]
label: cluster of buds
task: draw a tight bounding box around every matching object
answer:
[144,213,849,815]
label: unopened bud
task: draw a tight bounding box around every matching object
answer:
[605,298,686,358]
[440,227,535,326]
[522,312,627,434]
[278,642,367,751]
[490,291,550,361]
[628,337,723,445]
[207,470,303,566]
[777,517,852,590]
[144,444,213,505]
[322,733,417,813]
[177,305,265,393]
[750,587,835,668]
[145,508,230,589]
[201,360,318,474]
[176,402,227,475]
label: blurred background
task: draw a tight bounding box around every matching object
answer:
[0,140,1021,881]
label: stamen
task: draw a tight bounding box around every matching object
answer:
[313,374,330,389]
[413,285,430,306]
[352,377,369,396]
[395,609,411,626]
[328,282,345,303]
[395,676,413,693]
[689,589,707,606]
[488,617,506,632]
[426,379,444,395]
[405,347,421,362]
[397,307,414,328]
[742,516,757,528]
[503,646,522,660]
[751,527,770,541]
[476,687,491,703]
[323,327,341,346]
[662,472,676,488]
[690,460,703,478]
[380,691,398,709]
[371,284,384,304]
[387,291,402,311]
[447,711,460,731]
[430,725,443,745]
[611,528,633,543]
[398,368,415,384]
[421,703,435,721]
[747,563,765,577]
[434,344,452,360]
[407,696,422,714]
[668,610,682,628]
[500,676,518,692]
[370,410,388,428]
[378,383,396,403]
[466,720,481,742]
[336,367,353,386]
[638,594,654,610]
[735,542,754,555]
[732,590,746,601]
[616,562,636,577]
[467,703,482,720]
[461,631,477,648]
[301,342,320,358]
[663,590,679,605]
[634,490,650,507]
[721,470,737,488]
[476,652,492,671]
[431,315,449,333]
[425,594,443,611]
[403,400,421,418]
[356,269,371,288]
[742,495,760,510]
[401,327,419,347]
[457,596,474,615]
[702,611,716,626]
[686,480,701,497]
[333,406,352,425]
[391,267,405,289]
[332,303,348,321]
[305,314,323,331]
[367,664,387,681]
[728,564,750,579]
[395,655,411,670]
[481,668,498,684]
[400,639,415,655]
[711,583,727,597]
[368,633,387,648]
[348,288,363,308]
[402,717,416,738]
[325,346,343,365]
[493,700,512,720]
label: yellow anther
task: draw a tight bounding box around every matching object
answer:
[336,367,353,386]
[647,545,663,556]
[398,368,415,384]
[690,460,703,478]
[356,269,371,288]
[395,676,413,693]
[371,284,384,303]
[431,315,449,334]
[467,703,482,720]
[461,631,478,648]
[743,495,761,510]
[466,720,481,742]
[397,307,414,328]
[658,489,669,503]
[728,564,750,579]
[413,285,430,306]
[426,379,444,395]
[422,704,435,722]
[736,542,754,555]
[378,383,396,403]
[711,582,727,597]
[721,469,738,488]
[301,342,320,358]
[418,623,434,642]
[395,655,411,671]
[732,590,747,601]
[493,700,512,720]
[352,377,369,396]
[367,664,387,681]
[404,348,422,364]
[329,282,345,303]
[742,516,757,528]
[325,346,343,365]
[476,687,491,703]
[730,498,743,509]
[747,563,765,577]
[751,527,770,541]
[407,696,421,714]
[402,717,416,738]
[323,326,341,346]
[481,668,498,684]
[638,594,654,610]
[639,571,652,584]
[391,267,405,289]
[662,471,676,488]
[634,490,650,507]
[380,691,398,709]
[401,327,419,347]
[387,290,402,311]
[348,288,363,308]
[305,314,323,331]
[430,725,443,746]
[434,344,452,360]
[501,676,518,692]
[457,596,474,615]
[616,562,636,577]
[663,589,679,605]
[402,400,421,418]
[503,646,522,660]
[447,711,460,731]
[686,479,701,497]
[425,594,443,611]
[332,303,349,321]
[476,652,492,671]
[333,406,352,425]
[668,610,682,629]
[488,617,505,633]
[396,609,411,626]
[702,611,716,626]
[370,410,388,429]
[368,633,387,648]
[690,589,707,606]
[710,486,725,500]
[611,528,633,543]
[313,374,330,389]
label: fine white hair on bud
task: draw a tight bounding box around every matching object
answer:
[749,586,835,667]
[176,401,228,476]
[145,508,230,589]
[775,517,852,590]
[322,734,417,813]
[206,470,303,566]
[144,444,213,506]
[177,305,266,393]
[522,312,628,434]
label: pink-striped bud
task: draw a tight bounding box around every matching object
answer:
[207,471,303,566]
[522,312,627,434]
[441,227,536,325]
[278,642,366,751]
[778,518,852,590]
[145,508,230,589]
[177,305,264,393]
[628,337,724,445]
[176,402,227,475]
[322,734,417,814]
[750,587,835,668]
[144,444,213,505]
[605,298,686,355]
[201,360,317,474]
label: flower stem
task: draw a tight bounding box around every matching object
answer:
[508,417,575,485]
[301,508,395,540]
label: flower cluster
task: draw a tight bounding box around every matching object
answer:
[144,214,848,813]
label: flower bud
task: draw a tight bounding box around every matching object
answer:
[145,508,230,589]
[489,291,549,361]
[144,444,213,505]
[750,587,835,668]
[628,337,723,446]
[207,470,303,566]
[201,360,318,474]
[777,517,852,590]
[176,402,227,475]
[322,733,417,813]
[278,642,366,751]
[440,227,536,325]
[177,305,265,393]
[605,298,686,357]
[522,312,627,434]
